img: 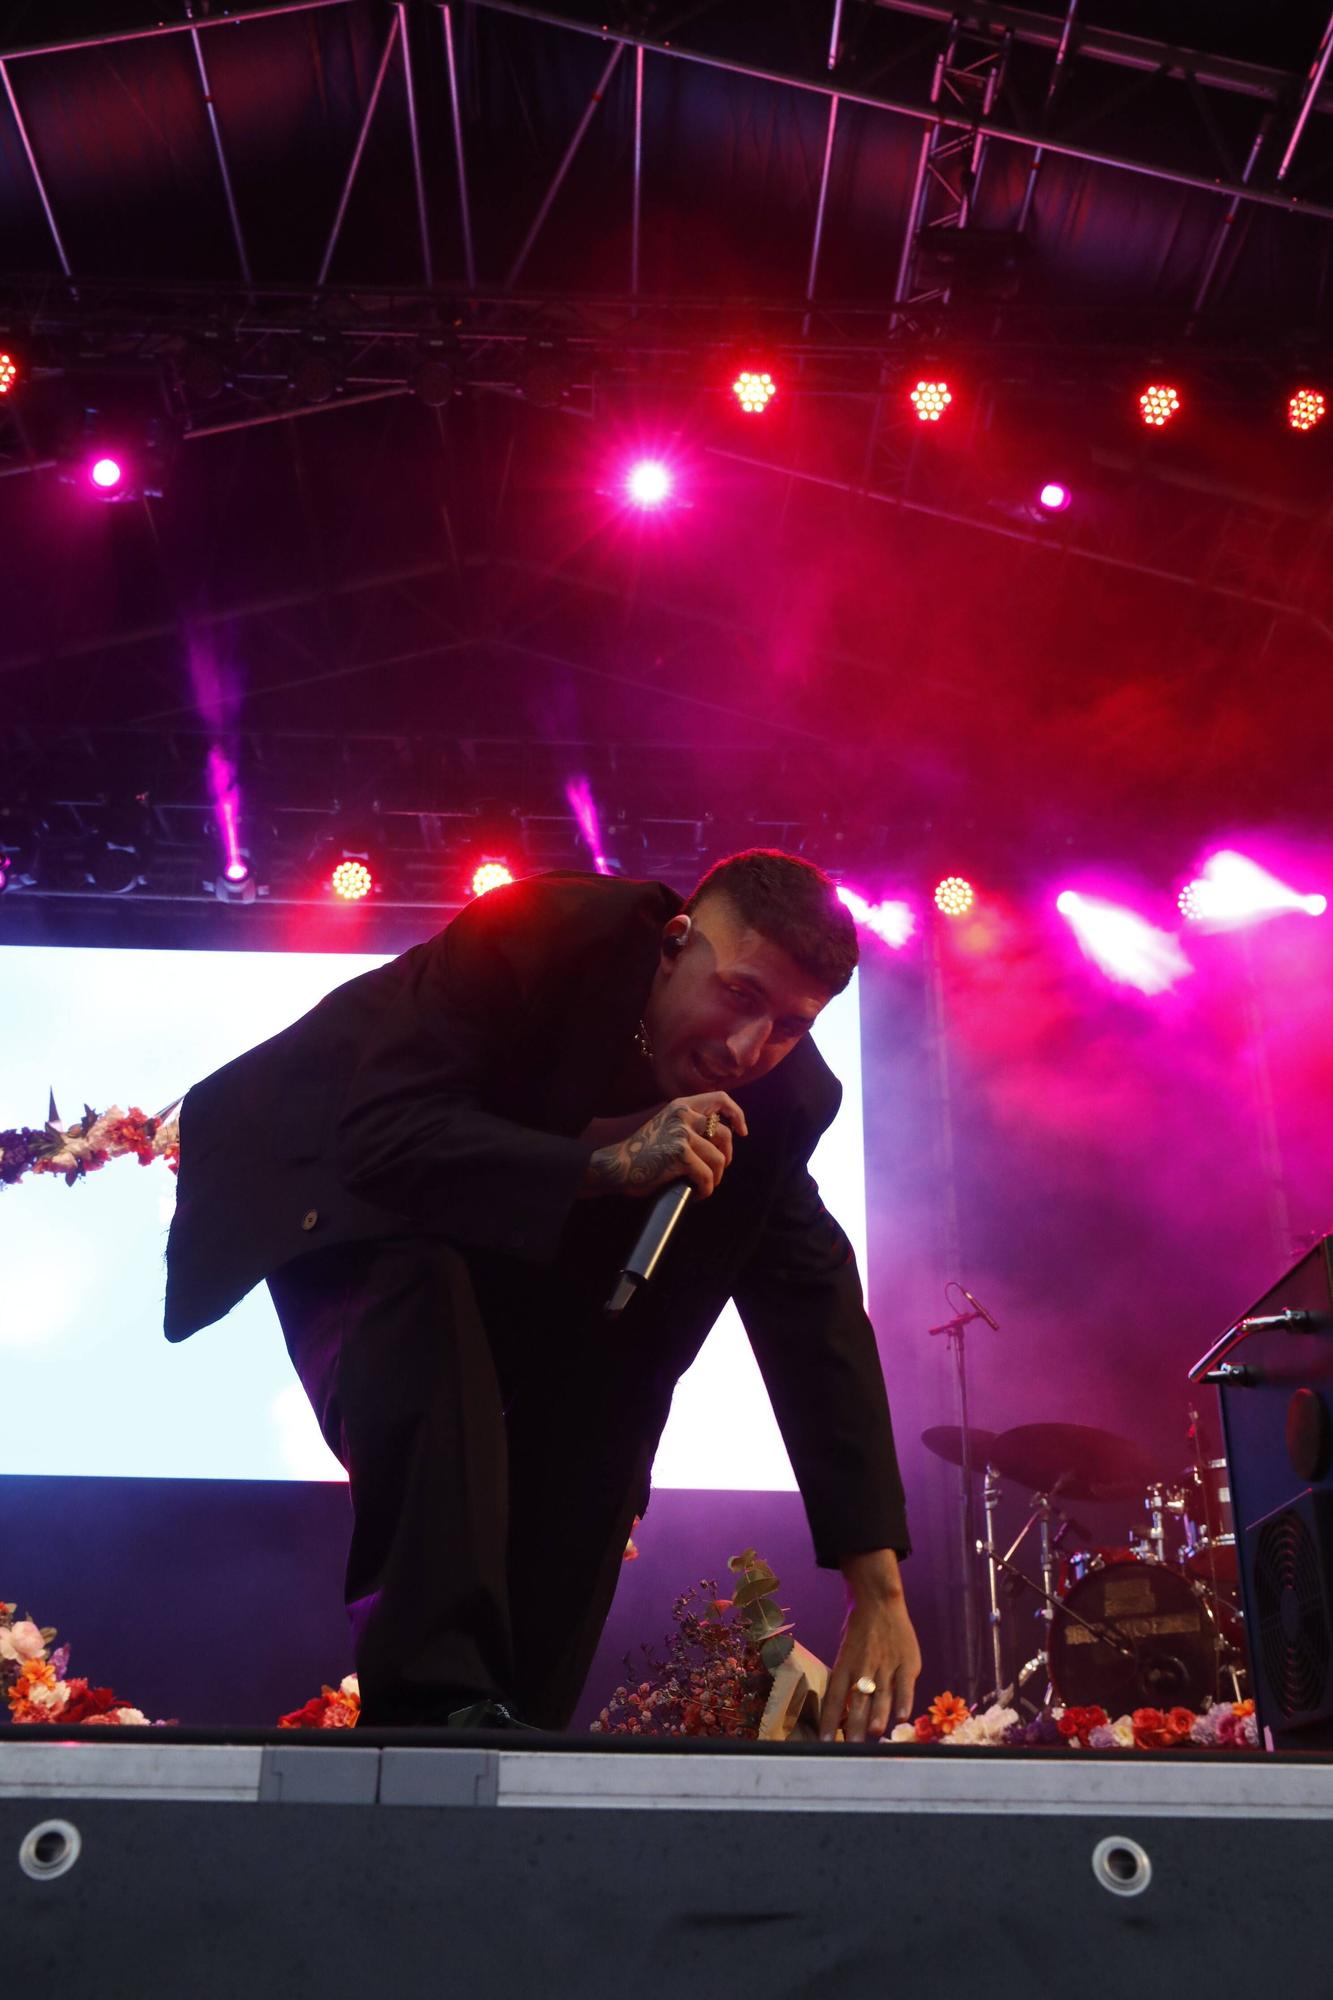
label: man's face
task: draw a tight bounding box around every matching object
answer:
[644,895,836,1099]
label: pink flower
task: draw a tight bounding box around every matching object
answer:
[0,1620,46,1663]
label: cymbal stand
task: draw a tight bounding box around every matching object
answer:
[990,1503,1140,1707]
[980,1462,1005,1702]
[1005,1491,1058,1705]
[927,1305,989,1707]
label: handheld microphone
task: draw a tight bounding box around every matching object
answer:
[960,1287,1000,1331]
[606,1182,694,1314]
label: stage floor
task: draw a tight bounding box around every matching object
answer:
[5,1732,1330,1997]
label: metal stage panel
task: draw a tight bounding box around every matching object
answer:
[4,1736,1330,1996]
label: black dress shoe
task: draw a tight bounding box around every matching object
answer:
[445,1698,541,1732]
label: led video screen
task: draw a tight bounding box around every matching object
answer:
[1,944,865,1488]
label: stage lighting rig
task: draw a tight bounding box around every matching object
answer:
[1288,388,1327,433]
[81,798,154,896]
[330,855,375,901]
[731,370,776,415]
[288,342,341,406]
[0,349,18,397]
[57,404,175,503]
[1138,382,1181,428]
[910,379,952,423]
[469,858,515,898]
[935,877,975,916]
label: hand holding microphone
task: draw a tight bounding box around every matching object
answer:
[583,1091,746,1202]
[593,1093,746,1314]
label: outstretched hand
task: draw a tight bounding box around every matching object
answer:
[820,1555,921,1742]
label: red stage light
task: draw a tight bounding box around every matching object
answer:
[732,370,776,415]
[330,858,373,901]
[0,352,17,396]
[1288,388,1327,433]
[934,876,974,917]
[470,859,514,898]
[910,380,952,423]
[1138,384,1180,428]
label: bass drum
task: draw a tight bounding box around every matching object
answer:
[1049,1557,1218,1714]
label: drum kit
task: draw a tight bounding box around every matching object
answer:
[922,1418,1247,1713]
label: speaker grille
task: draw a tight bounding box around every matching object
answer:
[1254,1506,1333,1719]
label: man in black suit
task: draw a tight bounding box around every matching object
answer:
[165,849,918,1736]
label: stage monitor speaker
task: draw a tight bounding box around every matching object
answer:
[1202,1236,1333,1749]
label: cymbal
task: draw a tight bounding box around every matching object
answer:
[921,1425,998,1470]
[989,1423,1157,1502]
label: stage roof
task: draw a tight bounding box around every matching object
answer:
[3,0,1333,928]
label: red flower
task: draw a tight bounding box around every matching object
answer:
[278,1696,330,1730]
[1058,1704,1109,1747]
[61,1679,121,1724]
[1131,1706,1192,1750]
[914,1714,942,1742]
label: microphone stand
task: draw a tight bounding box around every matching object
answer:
[928,1305,986,1708]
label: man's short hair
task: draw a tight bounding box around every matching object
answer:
[685,849,859,995]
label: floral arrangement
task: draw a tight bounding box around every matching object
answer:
[591,1548,796,1739]
[1,1600,150,1726]
[0,1100,180,1189]
[889,1691,1259,1750]
[278,1675,361,1730]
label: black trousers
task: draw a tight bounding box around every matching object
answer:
[267,1236,659,1729]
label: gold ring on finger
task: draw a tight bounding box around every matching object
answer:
[853,1676,877,1697]
[704,1112,719,1141]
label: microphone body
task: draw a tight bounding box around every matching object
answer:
[606,1182,694,1314]
[960,1286,1000,1331]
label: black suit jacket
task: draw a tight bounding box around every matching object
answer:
[164,872,909,1562]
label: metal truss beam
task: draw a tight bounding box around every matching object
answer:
[873,0,1331,109]
[710,444,1333,642]
[0,0,350,63]
[468,0,1333,224]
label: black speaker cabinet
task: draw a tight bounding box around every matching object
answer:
[1198,1236,1333,1749]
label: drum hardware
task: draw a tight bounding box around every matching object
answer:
[980,1462,1005,1704]
[929,1413,1250,1712]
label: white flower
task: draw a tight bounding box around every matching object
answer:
[0,1619,46,1663]
[27,1680,69,1713]
[113,1707,148,1726]
[942,1715,990,1745]
[1110,1716,1135,1747]
[339,1674,360,1698]
[888,1723,918,1743]
[976,1703,1018,1743]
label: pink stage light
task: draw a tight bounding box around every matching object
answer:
[1056,890,1191,995]
[90,456,124,490]
[1038,482,1071,512]
[206,744,247,884]
[836,885,916,949]
[625,459,672,508]
[0,352,17,396]
[565,776,612,875]
[470,859,514,898]
[1178,850,1328,929]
